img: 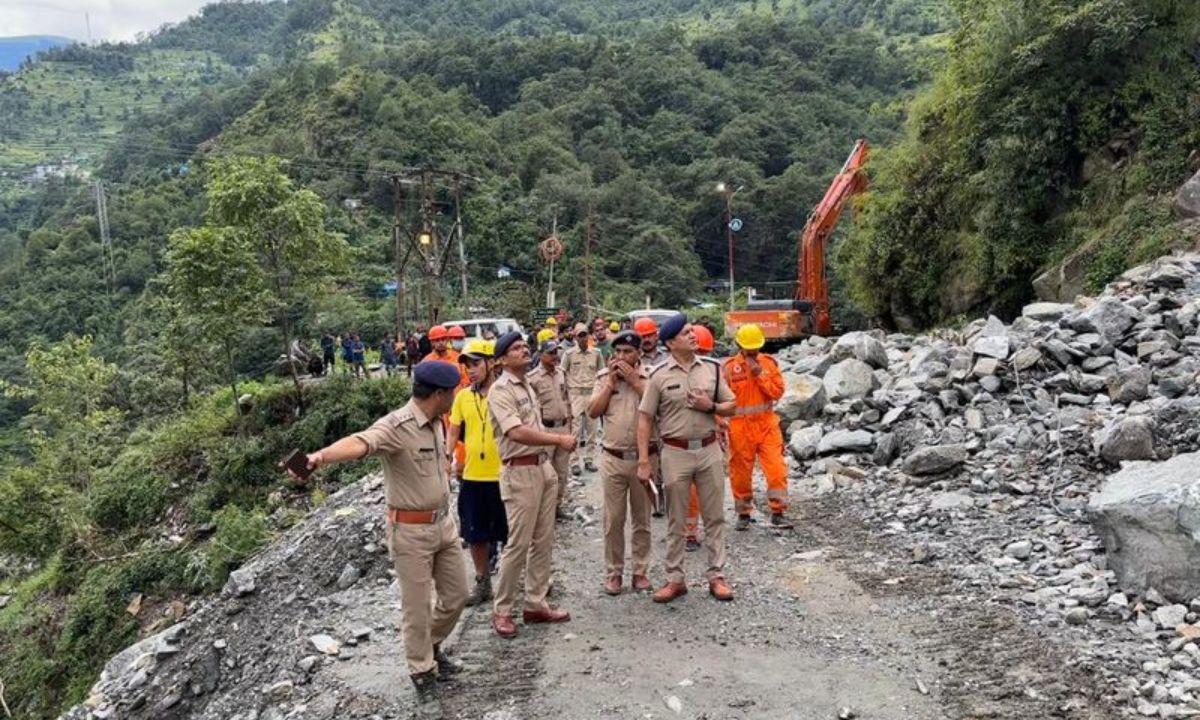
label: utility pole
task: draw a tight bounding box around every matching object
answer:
[390,175,410,340]
[94,180,115,295]
[584,206,593,314]
[724,186,734,311]
[454,174,468,307]
[546,214,558,309]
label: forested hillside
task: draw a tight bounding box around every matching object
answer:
[0,1,949,716]
[840,0,1200,327]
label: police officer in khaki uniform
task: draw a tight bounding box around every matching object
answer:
[489,331,577,638]
[527,339,573,515]
[588,330,654,596]
[289,361,466,716]
[562,322,605,475]
[637,314,737,603]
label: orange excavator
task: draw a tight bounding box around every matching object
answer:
[725,138,869,343]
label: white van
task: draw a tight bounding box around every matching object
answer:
[440,317,522,339]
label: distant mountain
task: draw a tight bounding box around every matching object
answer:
[0,35,74,71]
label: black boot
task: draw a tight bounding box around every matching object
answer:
[410,669,443,719]
[433,644,463,680]
[464,575,491,607]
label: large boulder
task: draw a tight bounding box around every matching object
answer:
[776,374,827,423]
[832,332,889,369]
[788,425,824,460]
[902,444,968,476]
[1175,168,1200,218]
[817,429,874,455]
[1022,302,1075,322]
[822,359,878,401]
[1069,298,1138,343]
[1107,365,1151,405]
[1089,452,1200,601]
[1094,415,1156,463]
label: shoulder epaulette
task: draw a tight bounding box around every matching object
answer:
[388,406,416,426]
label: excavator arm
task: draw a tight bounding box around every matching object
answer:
[797,139,870,336]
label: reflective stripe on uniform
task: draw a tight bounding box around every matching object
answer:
[735,403,774,416]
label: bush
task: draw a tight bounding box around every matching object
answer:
[87,446,170,531]
[201,505,269,589]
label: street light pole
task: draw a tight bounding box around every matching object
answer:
[724,186,734,310]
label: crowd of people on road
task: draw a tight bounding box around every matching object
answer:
[288,312,787,717]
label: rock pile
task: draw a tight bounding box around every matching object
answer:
[775,253,1200,717]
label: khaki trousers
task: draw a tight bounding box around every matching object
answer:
[389,515,468,675]
[546,423,573,503]
[601,451,652,578]
[661,443,727,584]
[493,461,559,616]
[569,391,598,468]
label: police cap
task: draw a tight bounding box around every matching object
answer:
[494,330,524,357]
[610,330,640,349]
[413,360,461,389]
[658,313,688,343]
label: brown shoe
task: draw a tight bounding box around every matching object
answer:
[603,575,622,596]
[652,581,688,604]
[522,607,571,623]
[631,574,652,592]
[709,578,735,601]
[492,613,518,638]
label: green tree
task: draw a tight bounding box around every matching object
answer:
[203,156,348,410]
[0,335,121,557]
[166,225,268,428]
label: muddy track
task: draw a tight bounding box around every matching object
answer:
[797,495,1120,720]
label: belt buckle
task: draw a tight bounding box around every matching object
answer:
[432,507,447,522]
[687,439,703,451]
[623,450,637,461]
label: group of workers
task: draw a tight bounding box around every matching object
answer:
[290,313,789,717]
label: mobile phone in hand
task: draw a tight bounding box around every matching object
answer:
[282,449,314,481]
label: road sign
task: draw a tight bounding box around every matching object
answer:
[533,307,559,322]
[729,217,744,233]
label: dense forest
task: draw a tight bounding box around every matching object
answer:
[0,1,949,715]
[1,0,1197,715]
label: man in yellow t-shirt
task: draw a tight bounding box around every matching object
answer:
[448,338,506,606]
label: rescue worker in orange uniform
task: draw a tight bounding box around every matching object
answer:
[423,325,458,364]
[424,325,470,480]
[684,324,727,550]
[726,324,792,530]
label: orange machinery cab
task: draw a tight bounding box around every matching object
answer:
[724,299,813,346]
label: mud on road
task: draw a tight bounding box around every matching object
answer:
[439,472,1120,720]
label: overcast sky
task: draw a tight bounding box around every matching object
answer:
[5,1,219,43]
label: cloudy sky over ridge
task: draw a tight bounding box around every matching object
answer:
[5,1,221,43]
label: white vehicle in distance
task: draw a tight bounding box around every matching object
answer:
[440,317,522,339]
[625,309,679,328]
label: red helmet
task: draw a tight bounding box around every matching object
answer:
[693,324,714,352]
[447,325,466,339]
[428,325,449,341]
[633,318,658,336]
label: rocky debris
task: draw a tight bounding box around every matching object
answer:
[776,374,826,422]
[832,331,889,369]
[771,253,1200,719]
[61,475,399,720]
[1091,452,1200,602]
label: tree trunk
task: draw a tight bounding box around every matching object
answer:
[226,341,245,436]
[280,313,305,416]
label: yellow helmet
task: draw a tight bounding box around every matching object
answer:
[608,321,619,332]
[460,338,494,360]
[735,323,766,350]
[536,328,556,344]
[545,317,558,327]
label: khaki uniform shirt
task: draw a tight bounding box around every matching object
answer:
[640,347,668,369]
[353,399,448,511]
[563,346,604,393]
[527,363,571,422]
[591,367,650,451]
[488,370,545,461]
[639,355,734,440]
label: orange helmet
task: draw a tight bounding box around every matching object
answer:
[447,325,466,339]
[428,325,449,341]
[633,318,658,336]
[693,324,715,352]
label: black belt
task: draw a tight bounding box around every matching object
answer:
[543,418,569,428]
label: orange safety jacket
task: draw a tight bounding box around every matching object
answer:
[724,352,785,419]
